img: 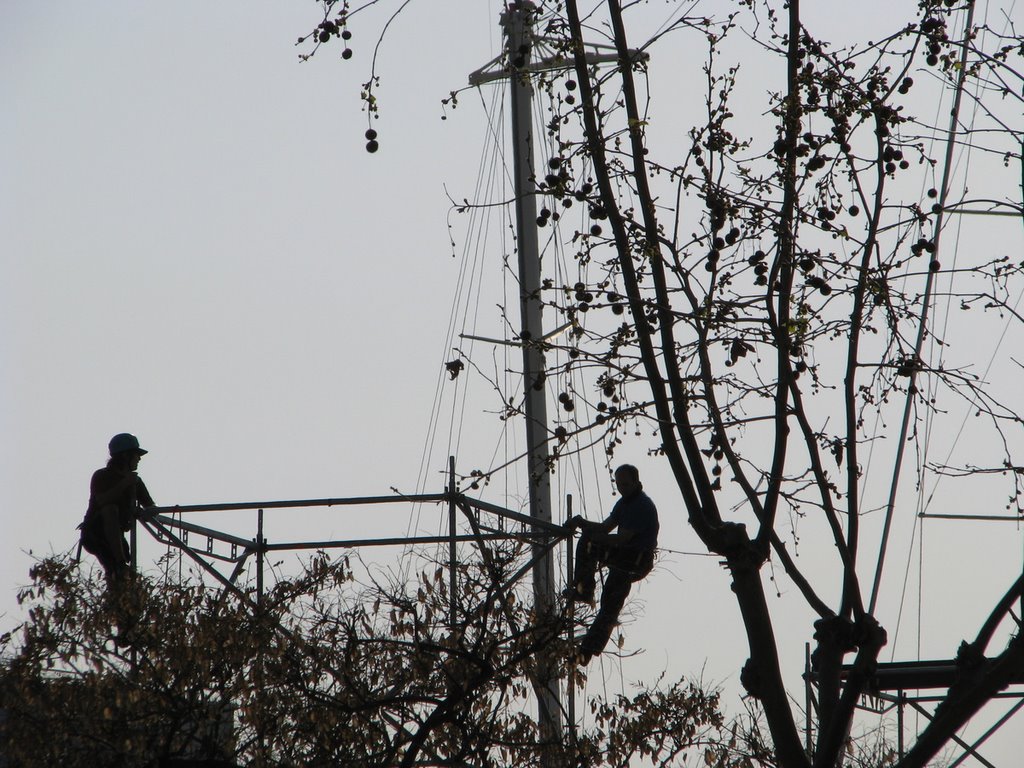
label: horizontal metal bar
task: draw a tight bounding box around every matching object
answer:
[460,322,572,348]
[150,493,448,514]
[942,208,1023,217]
[469,50,648,86]
[919,513,1024,522]
[459,332,521,348]
[263,531,549,552]
[151,492,569,536]
[834,657,1024,692]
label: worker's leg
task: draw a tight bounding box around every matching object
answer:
[569,534,609,601]
[81,518,137,643]
[80,528,119,583]
[579,566,634,658]
[106,537,142,645]
[108,536,131,585]
[81,505,129,582]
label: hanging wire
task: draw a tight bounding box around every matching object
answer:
[888,513,922,663]
[882,1,985,658]
[917,0,993,515]
[885,4,1024,671]
[906,514,927,738]
[401,81,511,580]
[867,0,979,616]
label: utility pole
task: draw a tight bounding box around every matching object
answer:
[466,4,650,760]
[503,1,564,758]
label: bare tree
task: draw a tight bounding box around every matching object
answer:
[307,1,1024,766]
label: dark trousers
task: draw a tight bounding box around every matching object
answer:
[80,525,130,586]
[573,536,653,656]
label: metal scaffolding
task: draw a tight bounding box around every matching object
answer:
[134,456,584,756]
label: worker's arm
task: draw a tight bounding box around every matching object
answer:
[588,527,635,546]
[568,515,609,533]
[91,469,156,525]
[135,477,156,511]
[567,515,634,545]
[90,469,138,507]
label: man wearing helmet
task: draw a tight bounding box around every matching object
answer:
[79,433,156,585]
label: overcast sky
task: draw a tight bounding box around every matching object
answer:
[3,1,1023,763]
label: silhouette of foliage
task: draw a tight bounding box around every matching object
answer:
[2,550,761,767]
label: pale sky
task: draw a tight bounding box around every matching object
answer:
[3,1,1023,764]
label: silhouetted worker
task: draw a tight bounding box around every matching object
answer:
[566,464,659,664]
[79,433,156,586]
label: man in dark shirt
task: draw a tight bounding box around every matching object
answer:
[566,464,659,663]
[79,433,155,585]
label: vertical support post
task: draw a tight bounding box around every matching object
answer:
[255,508,266,767]
[804,642,813,756]
[897,690,905,759]
[566,495,576,748]
[256,509,265,608]
[448,456,458,629]
[503,1,563,756]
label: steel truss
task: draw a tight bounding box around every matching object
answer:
[133,457,585,747]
